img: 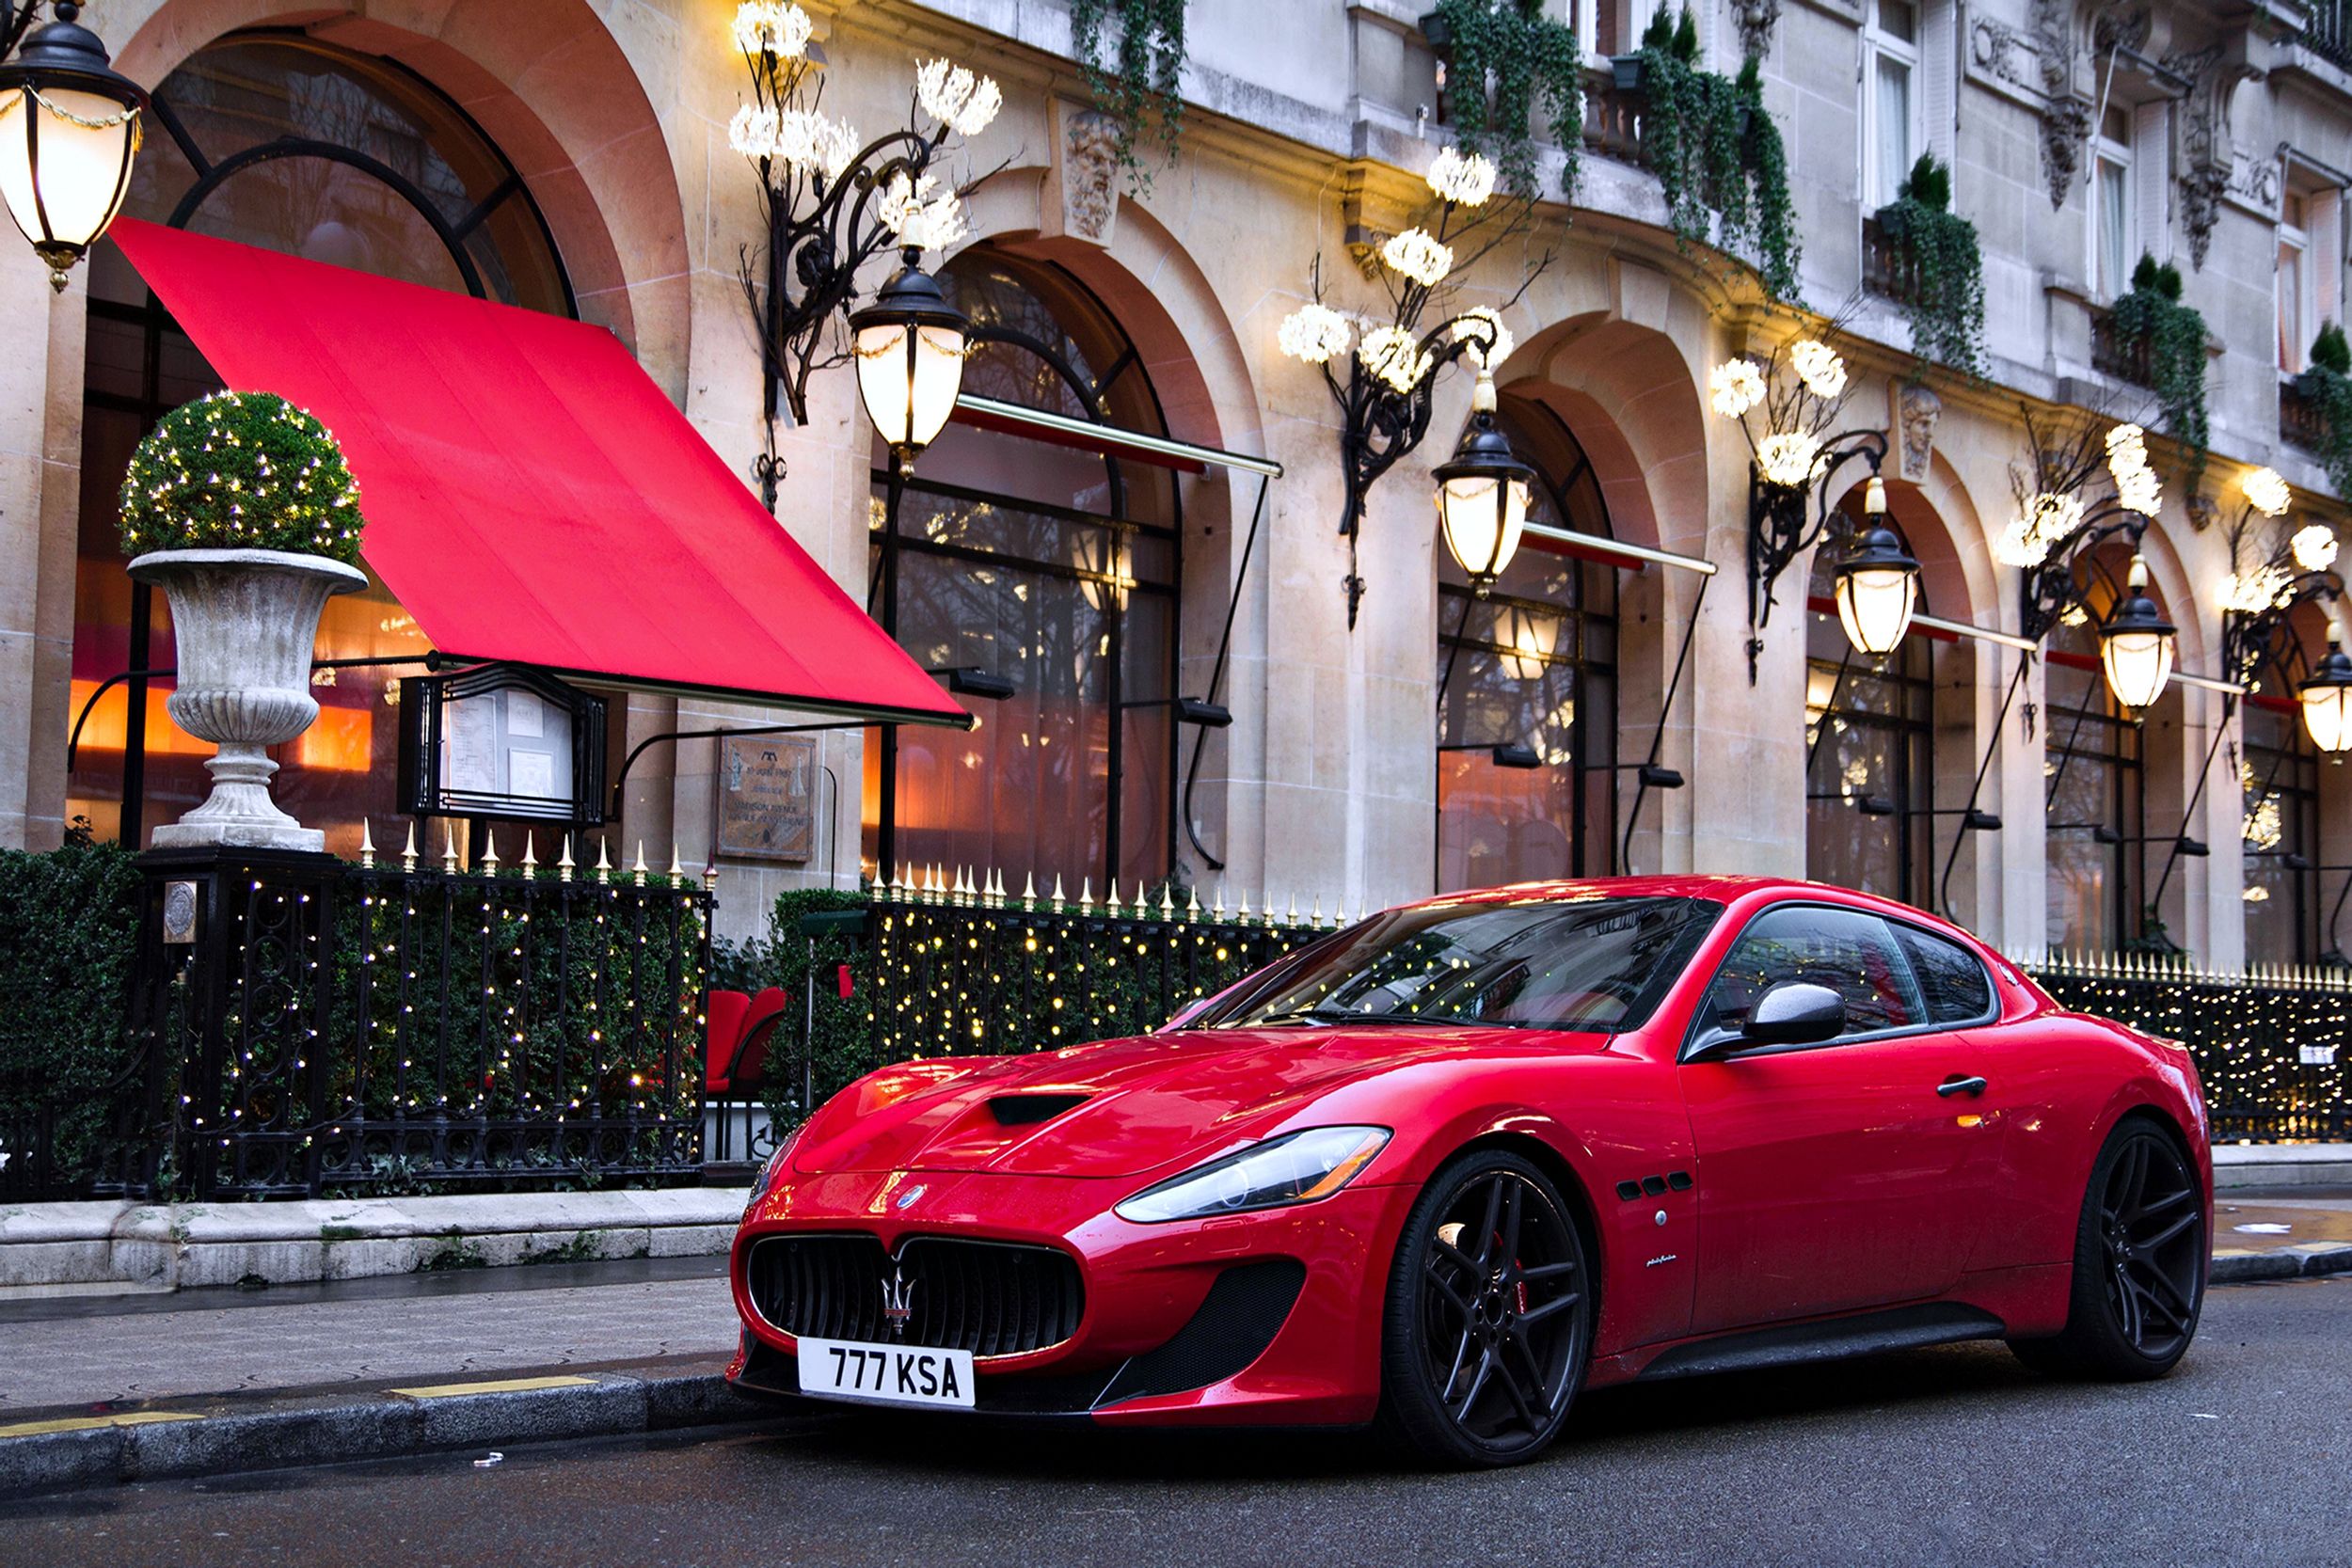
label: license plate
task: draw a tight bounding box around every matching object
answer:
[795,1337,976,1410]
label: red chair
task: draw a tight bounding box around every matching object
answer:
[703,990,752,1096]
[710,986,787,1097]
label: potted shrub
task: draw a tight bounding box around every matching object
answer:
[119,390,368,852]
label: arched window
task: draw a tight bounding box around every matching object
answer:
[68,33,571,850]
[863,250,1181,894]
[1804,524,1933,906]
[1435,399,1618,891]
[2244,614,2326,964]
[2043,552,2147,954]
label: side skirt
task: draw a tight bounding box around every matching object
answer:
[1629,1304,2010,1383]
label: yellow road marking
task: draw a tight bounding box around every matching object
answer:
[0,1410,205,1438]
[386,1374,596,1400]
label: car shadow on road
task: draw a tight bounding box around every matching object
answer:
[787,1341,2045,1483]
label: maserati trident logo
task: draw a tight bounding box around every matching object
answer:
[882,1266,916,1338]
[894,1183,928,1212]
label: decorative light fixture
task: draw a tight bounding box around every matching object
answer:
[1830,477,1920,657]
[2299,625,2352,755]
[1277,144,1551,626]
[2009,410,2168,650]
[849,246,969,469]
[0,2,147,293]
[2097,554,2177,711]
[726,5,1000,499]
[1433,367,1534,591]
[1714,337,1891,681]
[2216,467,2343,691]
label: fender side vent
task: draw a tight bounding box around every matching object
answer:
[989,1093,1089,1126]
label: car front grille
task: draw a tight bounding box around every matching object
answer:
[745,1233,1085,1358]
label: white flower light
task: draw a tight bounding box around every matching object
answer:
[1380,228,1454,288]
[1425,146,1497,208]
[1789,340,1848,400]
[2244,466,2292,518]
[771,110,861,179]
[1756,432,1826,488]
[1278,303,1354,364]
[1357,325,1433,394]
[1994,491,2084,569]
[876,171,966,250]
[733,1,813,59]
[2294,523,2339,574]
[915,59,1002,137]
[728,104,779,158]
[2219,567,2292,615]
[1450,307,1515,369]
[1709,358,1765,419]
[2115,464,2162,516]
[2105,422,2151,478]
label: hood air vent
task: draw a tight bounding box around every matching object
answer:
[988,1093,1089,1127]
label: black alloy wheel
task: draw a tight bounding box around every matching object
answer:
[2010,1117,2205,1380]
[1378,1149,1592,1466]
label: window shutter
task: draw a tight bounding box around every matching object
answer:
[1921,0,1958,178]
[2312,187,2345,331]
[2132,101,2170,265]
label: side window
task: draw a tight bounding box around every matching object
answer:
[1891,923,1994,1024]
[1703,906,1923,1039]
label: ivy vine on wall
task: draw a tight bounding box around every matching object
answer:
[1071,0,1187,193]
[2108,254,2210,489]
[1427,0,1583,200]
[1876,154,1985,377]
[2296,322,2352,499]
[1630,10,1800,298]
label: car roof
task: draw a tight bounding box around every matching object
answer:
[1400,876,1964,932]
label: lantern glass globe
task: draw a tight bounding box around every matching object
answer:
[854,319,966,455]
[1835,562,1917,657]
[2299,629,2352,754]
[2100,627,2174,710]
[1438,471,1529,582]
[0,85,140,283]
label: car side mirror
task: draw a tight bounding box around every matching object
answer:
[1741,981,1846,1046]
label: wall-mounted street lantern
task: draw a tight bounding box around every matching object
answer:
[850,246,969,471]
[1831,477,1917,657]
[1433,366,1534,592]
[0,2,146,293]
[1278,146,1550,627]
[1711,338,1903,680]
[2216,465,2344,736]
[2096,554,2177,713]
[725,2,1000,501]
[2300,626,2352,756]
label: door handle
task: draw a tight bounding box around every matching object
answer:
[1936,1074,1988,1098]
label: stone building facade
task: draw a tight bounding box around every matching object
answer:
[3,0,2347,972]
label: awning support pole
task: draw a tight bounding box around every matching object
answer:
[1181,468,1273,873]
[1621,570,1710,876]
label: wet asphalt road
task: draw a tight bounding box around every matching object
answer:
[10,1276,2349,1568]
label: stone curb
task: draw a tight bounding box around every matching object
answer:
[2211,1242,2352,1284]
[0,1360,786,1501]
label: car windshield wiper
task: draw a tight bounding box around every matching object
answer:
[1245,1006,1463,1027]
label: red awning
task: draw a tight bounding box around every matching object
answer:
[106,217,970,729]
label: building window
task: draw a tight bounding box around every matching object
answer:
[1804,531,1932,906]
[864,252,1182,895]
[1435,400,1617,891]
[2244,626,2325,965]
[69,33,571,855]
[1865,0,1921,211]
[2280,191,2312,375]
[2043,558,2147,954]
[2091,105,2134,301]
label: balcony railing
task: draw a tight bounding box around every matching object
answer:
[2090,307,2157,390]
[1580,63,1645,166]
[2307,0,2352,71]
[2281,374,2328,455]
[1861,213,1926,309]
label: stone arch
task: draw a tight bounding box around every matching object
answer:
[950,167,1271,886]
[111,0,688,396]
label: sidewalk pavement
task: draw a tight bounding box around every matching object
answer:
[2,1192,2347,1500]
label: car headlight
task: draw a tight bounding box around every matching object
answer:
[1114,1126,1391,1224]
[743,1125,803,1217]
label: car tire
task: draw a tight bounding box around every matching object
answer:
[1375,1148,1594,1468]
[2008,1116,2205,1382]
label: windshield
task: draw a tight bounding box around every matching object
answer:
[1197,895,1723,1034]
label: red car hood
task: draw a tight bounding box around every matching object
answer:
[791,1025,1587,1180]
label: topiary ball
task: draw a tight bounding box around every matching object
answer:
[118,390,365,563]
[2314,322,2351,377]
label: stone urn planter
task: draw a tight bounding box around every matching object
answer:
[127,547,368,852]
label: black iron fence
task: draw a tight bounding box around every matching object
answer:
[110,847,711,1199]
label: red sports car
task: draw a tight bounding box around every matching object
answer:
[727,876,2211,1465]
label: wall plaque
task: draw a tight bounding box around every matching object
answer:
[715,734,816,863]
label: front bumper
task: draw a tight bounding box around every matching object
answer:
[727,1168,1413,1427]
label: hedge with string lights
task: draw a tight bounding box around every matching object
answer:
[117,390,365,562]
